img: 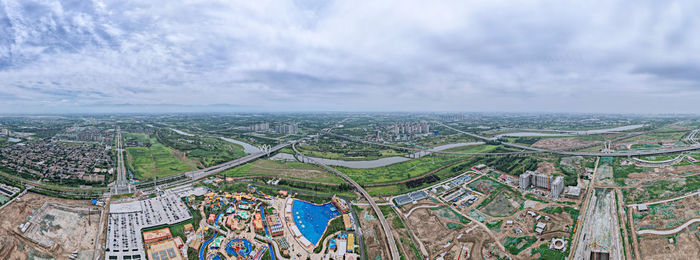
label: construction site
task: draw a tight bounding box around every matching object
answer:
[0,192,104,260]
[573,188,624,260]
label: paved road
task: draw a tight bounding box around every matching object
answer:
[185,143,289,180]
[568,156,600,259]
[403,204,441,218]
[292,143,401,260]
[637,218,700,235]
[437,122,700,157]
[628,190,700,208]
[112,127,132,194]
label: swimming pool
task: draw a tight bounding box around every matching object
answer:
[292,200,340,245]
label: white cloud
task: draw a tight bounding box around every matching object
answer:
[1,0,700,113]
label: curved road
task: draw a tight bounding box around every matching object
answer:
[436,122,700,157]
[637,218,700,235]
[403,204,441,218]
[292,143,400,260]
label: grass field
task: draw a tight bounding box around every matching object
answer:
[337,156,462,185]
[618,131,687,143]
[222,159,343,184]
[125,133,196,179]
[297,147,404,161]
[444,144,499,153]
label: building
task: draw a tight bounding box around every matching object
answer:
[276,123,299,134]
[143,228,173,245]
[226,215,238,230]
[250,122,270,132]
[347,233,355,253]
[535,222,547,234]
[550,176,564,198]
[207,214,216,224]
[520,171,564,199]
[331,196,350,214]
[533,172,552,189]
[564,186,581,199]
[267,214,284,237]
[519,172,531,189]
[342,214,353,230]
[637,204,648,212]
[183,223,194,234]
[391,122,430,135]
[253,212,264,232]
[210,236,224,249]
[146,239,184,260]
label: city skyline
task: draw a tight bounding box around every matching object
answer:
[2,0,700,113]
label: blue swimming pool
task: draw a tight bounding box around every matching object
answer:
[292,200,340,245]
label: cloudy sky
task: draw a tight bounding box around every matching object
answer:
[1,0,699,113]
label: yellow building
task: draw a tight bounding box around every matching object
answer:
[342,214,353,230]
[347,233,355,252]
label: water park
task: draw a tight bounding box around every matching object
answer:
[187,184,360,260]
[226,238,253,257]
[285,198,342,249]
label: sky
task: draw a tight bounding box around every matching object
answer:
[1,0,700,114]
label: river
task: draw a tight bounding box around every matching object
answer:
[271,142,484,169]
[219,137,262,154]
[493,124,645,138]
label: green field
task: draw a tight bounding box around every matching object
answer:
[445,144,499,153]
[222,159,343,184]
[125,133,196,179]
[503,236,537,255]
[337,156,462,185]
[297,147,404,161]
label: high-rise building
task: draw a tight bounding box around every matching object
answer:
[391,122,430,135]
[532,172,552,189]
[519,172,532,189]
[520,171,565,199]
[250,122,270,132]
[550,176,564,198]
[276,123,299,134]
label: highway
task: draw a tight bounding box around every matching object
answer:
[292,142,401,260]
[184,143,289,180]
[436,122,700,157]
[112,127,132,194]
[324,132,540,156]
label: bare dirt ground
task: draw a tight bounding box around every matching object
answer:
[404,206,464,257]
[355,204,390,260]
[480,189,523,217]
[0,192,103,260]
[537,161,557,175]
[532,138,600,150]
[638,231,700,260]
[620,163,700,202]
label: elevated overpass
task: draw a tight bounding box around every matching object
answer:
[292,143,401,260]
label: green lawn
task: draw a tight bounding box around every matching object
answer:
[298,147,405,161]
[222,159,344,184]
[337,156,462,185]
[444,144,499,153]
